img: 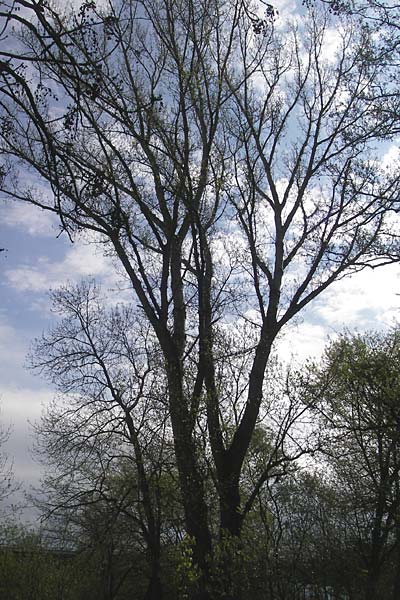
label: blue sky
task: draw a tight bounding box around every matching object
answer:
[1,193,399,520]
[0,202,120,517]
[0,0,399,520]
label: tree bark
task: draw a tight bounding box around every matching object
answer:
[166,360,212,588]
[144,556,163,600]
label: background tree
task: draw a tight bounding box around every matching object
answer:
[0,1,399,596]
[0,414,15,506]
[30,280,173,600]
[0,518,97,600]
[263,469,366,600]
[31,281,321,599]
[303,329,400,600]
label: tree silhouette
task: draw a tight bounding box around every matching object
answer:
[0,1,399,597]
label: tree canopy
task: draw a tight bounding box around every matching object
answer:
[0,0,399,598]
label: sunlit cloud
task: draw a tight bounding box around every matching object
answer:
[319,27,343,63]
[278,322,328,363]
[5,242,115,293]
[313,266,400,329]
[381,143,400,171]
[276,264,400,364]
[2,203,59,237]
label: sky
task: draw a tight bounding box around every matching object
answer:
[1,195,399,521]
[0,0,399,522]
[0,204,120,519]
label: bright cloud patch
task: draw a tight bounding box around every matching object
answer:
[319,27,343,63]
[5,242,115,293]
[278,322,328,362]
[313,265,400,330]
[276,264,400,364]
[2,203,58,237]
[381,144,400,171]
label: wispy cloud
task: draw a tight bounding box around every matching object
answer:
[2,203,59,237]
[5,242,114,293]
[277,264,400,363]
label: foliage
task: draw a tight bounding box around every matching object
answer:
[0,521,90,600]
[303,328,400,600]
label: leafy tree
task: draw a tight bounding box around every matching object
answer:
[1,1,399,596]
[31,280,321,599]
[263,470,367,599]
[304,329,400,600]
[0,518,96,600]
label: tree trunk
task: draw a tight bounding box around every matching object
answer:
[365,486,388,600]
[144,559,163,600]
[219,472,242,537]
[392,522,400,600]
[365,533,383,600]
[102,540,114,600]
[166,360,213,595]
[365,568,379,600]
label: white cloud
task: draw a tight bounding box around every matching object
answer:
[278,322,328,363]
[274,0,302,27]
[5,267,49,293]
[314,266,400,330]
[0,385,52,520]
[319,27,343,63]
[5,242,115,293]
[278,264,400,364]
[381,144,400,171]
[1,203,58,237]
[1,386,52,426]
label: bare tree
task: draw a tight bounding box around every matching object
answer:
[0,417,13,506]
[30,280,171,600]
[0,1,399,596]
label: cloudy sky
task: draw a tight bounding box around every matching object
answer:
[0,204,119,517]
[1,194,399,520]
[0,0,399,521]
